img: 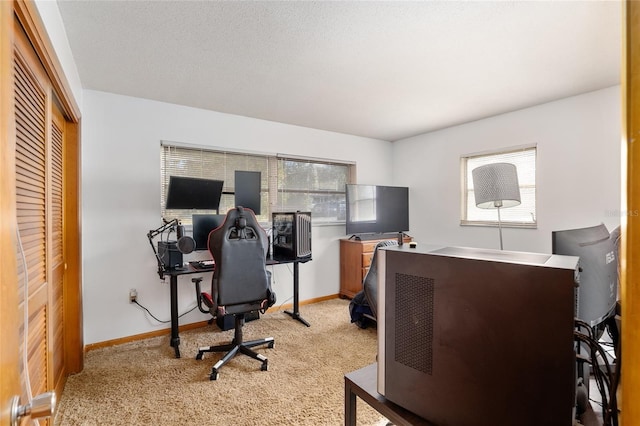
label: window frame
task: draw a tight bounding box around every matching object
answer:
[160,141,354,226]
[460,145,537,229]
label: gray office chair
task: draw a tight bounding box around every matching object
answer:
[195,206,276,380]
[349,239,397,328]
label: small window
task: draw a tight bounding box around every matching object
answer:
[461,146,537,227]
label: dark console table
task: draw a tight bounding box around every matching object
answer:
[344,363,434,426]
[346,363,602,426]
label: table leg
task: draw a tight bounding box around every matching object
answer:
[284,261,311,327]
[345,376,357,426]
[169,275,181,358]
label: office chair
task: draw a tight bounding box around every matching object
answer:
[349,239,397,328]
[195,206,276,380]
[363,240,398,319]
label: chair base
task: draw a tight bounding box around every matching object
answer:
[195,314,275,380]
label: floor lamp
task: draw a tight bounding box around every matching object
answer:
[472,163,521,250]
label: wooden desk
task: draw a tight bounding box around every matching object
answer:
[344,363,433,426]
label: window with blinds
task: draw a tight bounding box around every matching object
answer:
[461,146,537,227]
[161,144,353,225]
[277,157,350,223]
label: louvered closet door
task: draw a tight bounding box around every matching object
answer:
[15,46,48,401]
[14,18,67,407]
[50,105,66,392]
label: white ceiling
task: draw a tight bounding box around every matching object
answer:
[56,0,622,142]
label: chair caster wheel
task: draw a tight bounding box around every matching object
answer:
[268,341,275,349]
[210,370,219,380]
[261,361,268,371]
[196,352,204,360]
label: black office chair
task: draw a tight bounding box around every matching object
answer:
[195,206,276,380]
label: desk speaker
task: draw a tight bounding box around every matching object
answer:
[158,241,183,269]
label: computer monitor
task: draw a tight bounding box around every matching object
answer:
[192,214,225,251]
[165,176,224,210]
[552,223,619,327]
[235,171,261,215]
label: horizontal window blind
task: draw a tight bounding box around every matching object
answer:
[160,144,353,225]
[161,145,271,223]
[277,157,350,223]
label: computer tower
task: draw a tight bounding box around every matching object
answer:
[377,244,579,426]
[158,240,183,269]
[272,211,312,261]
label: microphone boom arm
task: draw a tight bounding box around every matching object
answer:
[147,218,179,278]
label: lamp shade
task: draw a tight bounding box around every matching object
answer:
[472,163,521,209]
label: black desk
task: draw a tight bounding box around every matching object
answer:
[344,363,434,426]
[162,257,309,358]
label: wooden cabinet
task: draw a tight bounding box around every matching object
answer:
[339,236,412,299]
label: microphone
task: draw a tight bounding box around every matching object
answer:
[176,223,196,254]
[176,223,186,239]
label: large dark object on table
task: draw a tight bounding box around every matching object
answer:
[272,211,312,261]
[377,244,579,426]
[194,206,276,380]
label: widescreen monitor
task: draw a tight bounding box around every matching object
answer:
[345,184,409,236]
[165,176,224,210]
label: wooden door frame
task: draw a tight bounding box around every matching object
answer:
[0,0,20,423]
[11,0,83,373]
[622,1,639,422]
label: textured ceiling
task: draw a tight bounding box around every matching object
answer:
[56,0,622,141]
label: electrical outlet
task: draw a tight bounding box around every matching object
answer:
[129,289,137,303]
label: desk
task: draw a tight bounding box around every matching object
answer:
[162,257,310,358]
[344,363,433,426]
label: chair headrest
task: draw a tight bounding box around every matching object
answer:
[235,206,247,230]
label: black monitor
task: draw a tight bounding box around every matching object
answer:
[192,214,226,251]
[345,184,409,236]
[552,223,618,327]
[235,171,261,215]
[165,176,223,210]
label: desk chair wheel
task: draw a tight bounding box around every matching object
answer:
[261,360,268,371]
[196,351,204,361]
[268,341,275,349]
[210,369,219,381]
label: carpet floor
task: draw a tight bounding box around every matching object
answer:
[54,298,387,425]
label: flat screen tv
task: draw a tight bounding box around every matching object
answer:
[165,176,224,210]
[345,184,409,236]
[552,223,618,327]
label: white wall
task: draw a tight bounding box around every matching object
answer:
[393,86,622,253]
[81,90,393,344]
[34,0,83,108]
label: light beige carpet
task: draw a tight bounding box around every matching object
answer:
[55,298,387,425]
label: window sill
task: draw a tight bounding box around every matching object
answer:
[460,220,537,229]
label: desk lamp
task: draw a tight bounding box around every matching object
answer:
[472,162,521,250]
